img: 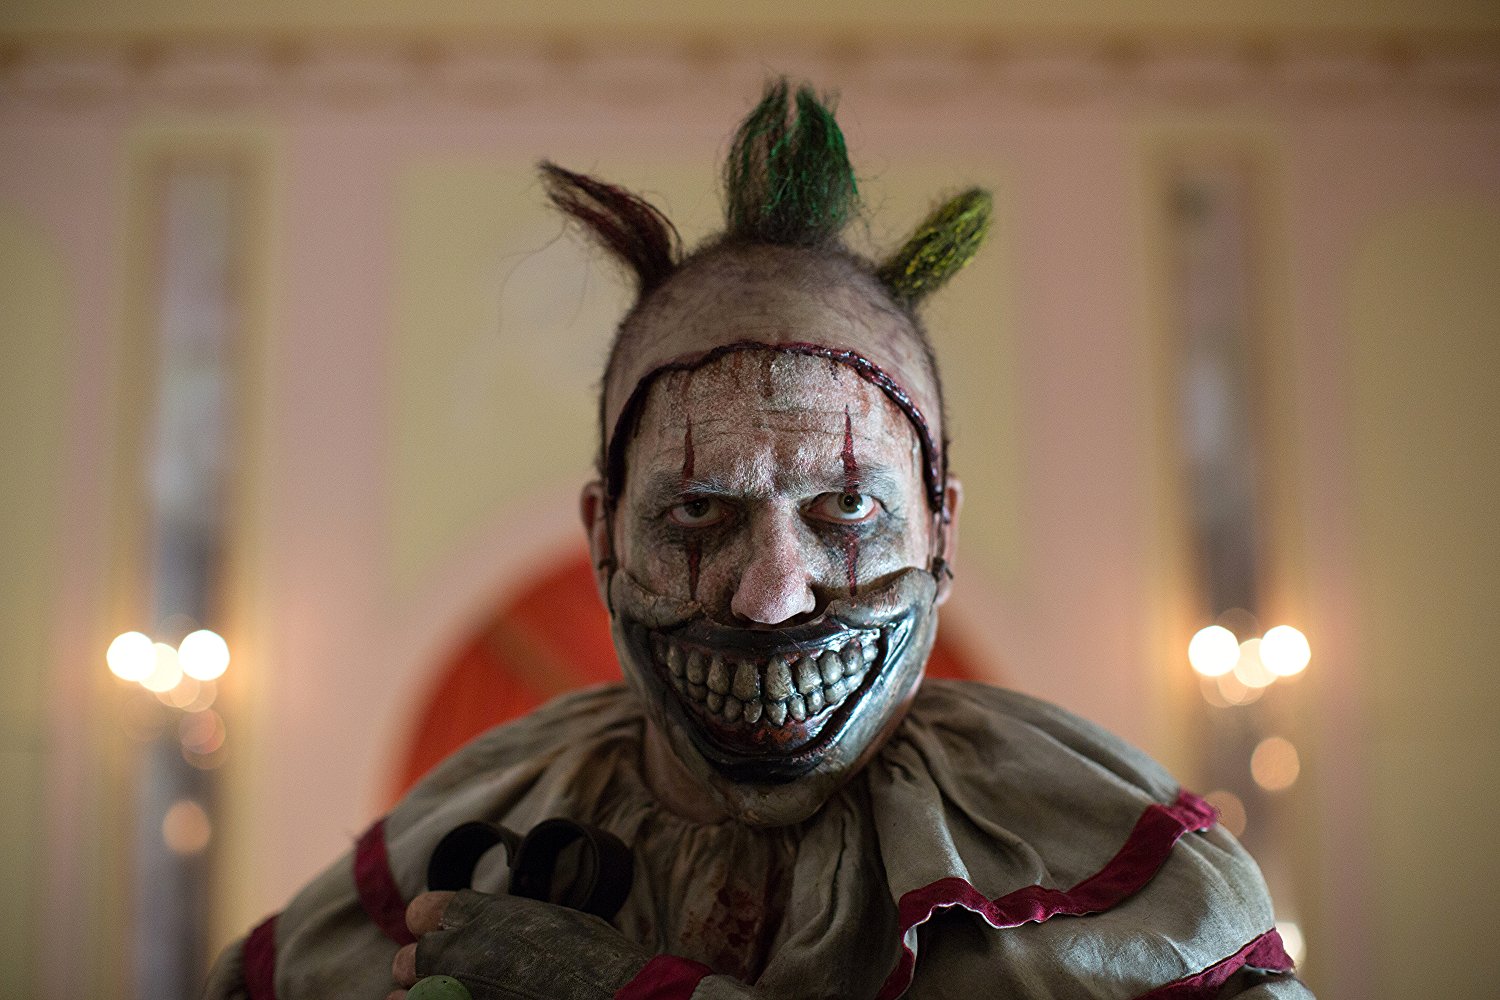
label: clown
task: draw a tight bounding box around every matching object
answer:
[207,83,1312,1000]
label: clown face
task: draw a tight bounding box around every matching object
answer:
[584,248,958,826]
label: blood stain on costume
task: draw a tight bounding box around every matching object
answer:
[841,407,860,597]
[681,868,789,981]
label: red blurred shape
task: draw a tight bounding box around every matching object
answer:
[390,549,979,803]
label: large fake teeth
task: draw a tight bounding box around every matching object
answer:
[654,631,880,730]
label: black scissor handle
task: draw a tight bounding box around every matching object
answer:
[425,818,633,922]
[426,821,521,893]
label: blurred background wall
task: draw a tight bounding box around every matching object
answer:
[2,1,1497,997]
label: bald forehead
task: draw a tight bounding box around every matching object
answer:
[645,350,901,429]
[603,244,941,442]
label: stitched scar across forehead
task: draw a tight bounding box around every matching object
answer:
[606,341,946,512]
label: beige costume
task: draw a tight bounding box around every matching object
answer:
[207,681,1310,999]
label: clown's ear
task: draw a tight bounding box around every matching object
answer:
[876,188,993,307]
[540,161,682,296]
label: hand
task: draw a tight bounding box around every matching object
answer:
[388,891,455,997]
[387,889,652,1000]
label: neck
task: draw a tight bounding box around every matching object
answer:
[641,720,732,824]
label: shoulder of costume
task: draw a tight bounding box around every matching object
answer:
[395,683,641,813]
[906,678,1180,802]
[236,684,644,999]
[871,680,1295,999]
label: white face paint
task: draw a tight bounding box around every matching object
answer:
[584,247,956,826]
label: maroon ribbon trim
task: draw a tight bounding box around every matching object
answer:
[1131,929,1296,999]
[354,817,417,946]
[613,954,715,1000]
[242,913,279,1000]
[876,790,1219,1000]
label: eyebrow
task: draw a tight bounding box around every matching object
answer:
[637,464,908,510]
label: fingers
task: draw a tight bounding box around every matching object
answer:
[405,890,457,938]
[384,991,407,1000]
[393,941,419,987]
[396,891,456,991]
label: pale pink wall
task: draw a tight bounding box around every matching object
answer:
[1279,103,1500,997]
[4,42,1497,996]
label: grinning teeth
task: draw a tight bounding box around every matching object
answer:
[818,650,842,685]
[732,661,759,701]
[795,657,821,695]
[765,657,794,701]
[652,630,884,730]
[827,677,849,704]
[840,645,860,676]
[686,650,708,684]
[707,657,730,695]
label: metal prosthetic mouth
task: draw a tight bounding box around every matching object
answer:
[638,617,913,783]
[653,629,877,727]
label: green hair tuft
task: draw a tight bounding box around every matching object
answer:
[877,188,993,306]
[725,80,859,246]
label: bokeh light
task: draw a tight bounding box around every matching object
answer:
[156,675,201,709]
[179,679,218,713]
[1214,669,1264,706]
[183,741,229,770]
[1261,625,1311,677]
[1233,638,1276,689]
[161,799,212,855]
[1204,789,1248,838]
[1188,625,1239,677]
[106,631,155,682]
[179,629,230,681]
[140,642,184,693]
[179,709,226,757]
[1252,735,1302,791]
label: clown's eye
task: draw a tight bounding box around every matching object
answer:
[808,492,878,523]
[669,497,729,528]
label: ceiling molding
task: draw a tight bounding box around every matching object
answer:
[2,33,1495,111]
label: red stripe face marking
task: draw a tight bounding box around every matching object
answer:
[841,407,859,492]
[842,407,860,597]
[607,340,945,513]
[683,422,701,600]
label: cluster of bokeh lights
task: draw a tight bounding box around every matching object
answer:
[107,628,230,771]
[108,628,231,854]
[1193,616,1309,954]
[107,628,230,687]
[1188,623,1309,707]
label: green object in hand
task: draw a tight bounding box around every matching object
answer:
[408,975,471,1000]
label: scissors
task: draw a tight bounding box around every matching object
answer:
[425,818,634,921]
